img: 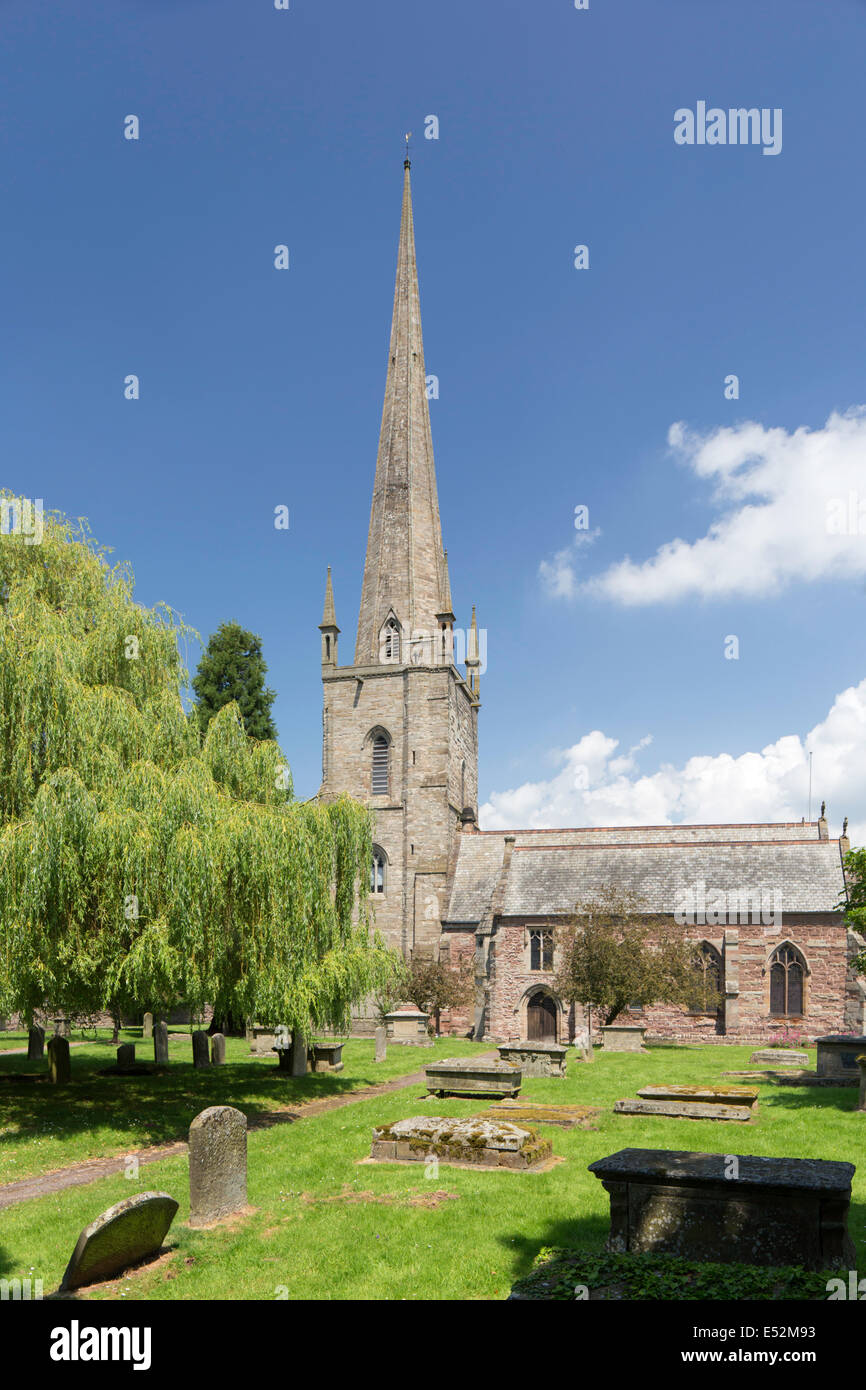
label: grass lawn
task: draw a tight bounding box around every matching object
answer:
[0,1041,863,1301]
[0,1029,487,1182]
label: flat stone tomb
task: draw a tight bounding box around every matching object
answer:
[425,1058,522,1099]
[816,1035,866,1082]
[614,1083,759,1122]
[497,1042,567,1078]
[749,1049,809,1067]
[384,1009,432,1045]
[310,1042,344,1073]
[601,1025,647,1053]
[588,1147,856,1271]
[247,1024,277,1055]
[60,1192,179,1291]
[484,1100,601,1129]
[371,1117,551,1170]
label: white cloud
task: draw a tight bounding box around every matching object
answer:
[539,526,600,599]
[554,409,866,605]
[480,677,866,845]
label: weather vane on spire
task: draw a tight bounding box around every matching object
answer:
[404,131,412,166]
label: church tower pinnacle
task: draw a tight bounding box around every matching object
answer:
[355,158,449,667]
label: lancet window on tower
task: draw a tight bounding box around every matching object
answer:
[371,845,387,895]
[380,617,401,664]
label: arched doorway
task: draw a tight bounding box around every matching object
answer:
[527,991,558,1042]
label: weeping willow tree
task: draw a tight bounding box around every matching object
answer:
[0,497,396,1036]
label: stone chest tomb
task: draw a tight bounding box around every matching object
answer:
[588,1147,856,1271]
[370,1116,551,1170]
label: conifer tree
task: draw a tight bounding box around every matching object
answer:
[192,621,277,741]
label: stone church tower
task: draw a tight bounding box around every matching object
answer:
[318,158,480,959]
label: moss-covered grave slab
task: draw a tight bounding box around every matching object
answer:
[615,1085,759,1122]
[482,1100,602,1129]
[370,1116,551,1169]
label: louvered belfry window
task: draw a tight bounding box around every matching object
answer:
[372,736,389,796]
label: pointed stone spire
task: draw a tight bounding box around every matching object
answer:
[319,565,339,668]
[320,565,338,630]
[465,605,481,702]
[355,160,450,665]
[437,549,455,622]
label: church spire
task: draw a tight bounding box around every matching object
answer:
[355,160,450,666]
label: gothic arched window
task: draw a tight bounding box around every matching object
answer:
[381,617,401,663]
[371,735,390,796]
[371,845,387,895]
[691,942,723,1015]
[769,944,806,1016]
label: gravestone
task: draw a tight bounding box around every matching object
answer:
[153,1021,169,1065]
[188,1105,248,1227]
[211,1033,226,1065]
[27,1025,45,1061]
[48,1035,71,1084]
[291,1034,308,1077]
[191,1030,211,1069]
[374,1026,387,1063]
[53,1016,71,1038]
[142,1012,153,1040]
[60,1192,179,1291]
[816,1034,866,1082]
[574,1028,593,1062]
[117,1043,136,1068]
[858,1056,866,1113]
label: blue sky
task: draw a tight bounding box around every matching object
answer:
[3,0,865,835]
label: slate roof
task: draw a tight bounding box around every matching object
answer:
[443,824,847,924]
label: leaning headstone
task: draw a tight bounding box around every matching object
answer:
[153,1020,169,1065]
[291,1034,308,1077]
[27,1025,45,1061]
[48,1035,71,1084]
[374,1026,387,1063]
[117,1042,136,1068]
[188,1105,248,1227]
[192,1030,211,1069]
[60,1192,179,1291]
[211,1033,226,1065]
[142,1011,153,1040]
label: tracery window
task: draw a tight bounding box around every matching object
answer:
[769,944,805,1016]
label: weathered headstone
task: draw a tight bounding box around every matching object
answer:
[60,1192,179,1291]
[374,1026,387,1063]
[857,1055,866,1113]
[192,1030,211,1069]
[291,1034,308,1077]
[117,1042,136,1068]
[142,1011,153,1040]
[47,1035,71,1084]
[153,1020,169,1065]
[211,1033,226,1065]
[27,1024,45,1060]
[53,1016,71,1038]
[188,1105,248,1227]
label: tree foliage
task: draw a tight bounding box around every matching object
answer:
[191,621,277,742]
[402,952,475,1035]
[842,845,866,972]
[0,498,394,1033]
[554,882,718,1037]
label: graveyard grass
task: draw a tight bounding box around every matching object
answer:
[1,1041,864,1300]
